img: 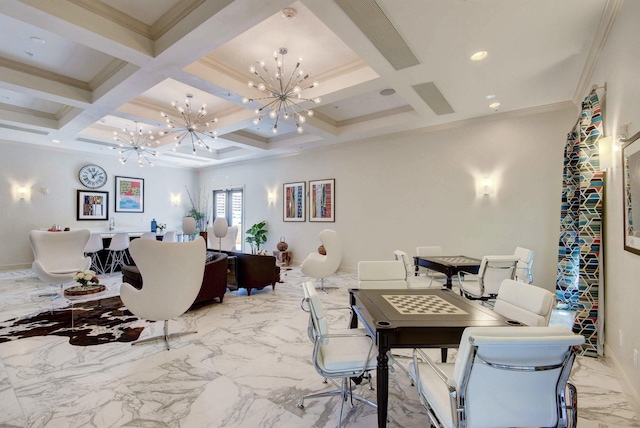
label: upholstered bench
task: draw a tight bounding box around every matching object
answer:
[122,251,229,306]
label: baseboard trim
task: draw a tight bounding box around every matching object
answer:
[604,343,640,419]
[0,263,31,271]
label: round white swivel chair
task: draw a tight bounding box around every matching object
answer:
[29,229,91,297]
[120,237,206,350]
[300,229,342,293]
[105,233,130,274]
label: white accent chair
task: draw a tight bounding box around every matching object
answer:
[410,326,584,428]
[357,260,407,289]
[514,246,535,283]
[105,233,130,274]
[457,255,519,300]
[415,246,447,283]
[494,279,555,326]
[84,233,106,275]
[140,232,157,240]
[162,230,176,242]
[29,229,91,296]
[357,260,413,377]
[297,281,377,425]
[394,250,439,289]
[120,237,206,350]
[207,225,238,251]
[300,229,342,293]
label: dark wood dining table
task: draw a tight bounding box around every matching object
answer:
[349,287,510,428]
[414,255,482,289]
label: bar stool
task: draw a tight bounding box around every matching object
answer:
[163,230,176,242]
[84,233,106,274]
[105,233,130,274]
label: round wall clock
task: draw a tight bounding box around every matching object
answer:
[78,164,107,189]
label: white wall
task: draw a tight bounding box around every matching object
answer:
[0,141,198,268]
[589,0,640,404]
[199,106,577,290]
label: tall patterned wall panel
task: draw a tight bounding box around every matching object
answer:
[557,89,603,357]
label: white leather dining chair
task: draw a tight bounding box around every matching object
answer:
[394,250,440,289]
[493,279,555,326]
[410,326,584,428]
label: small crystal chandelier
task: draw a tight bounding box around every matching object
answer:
[242,47,320,134]
[111,122,159,167]
[159,94,218,154]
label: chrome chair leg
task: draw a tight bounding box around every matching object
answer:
[298,375,376,427]
[130,320,197,350]
[316,278,338,294]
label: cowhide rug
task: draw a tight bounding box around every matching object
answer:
[0,296,148,346]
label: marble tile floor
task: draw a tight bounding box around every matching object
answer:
[0,267,638,427]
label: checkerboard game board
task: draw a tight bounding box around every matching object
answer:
[428,256,478,265]
[383,294,468,315]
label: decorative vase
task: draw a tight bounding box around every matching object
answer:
[277,236,288,251]
[318,245,326,255]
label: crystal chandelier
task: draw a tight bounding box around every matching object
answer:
[111,122,159,167]
[159,94,218,154]
[242,47,320,134]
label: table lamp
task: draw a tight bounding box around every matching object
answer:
[182,216,197,239]
[213,217,229,252]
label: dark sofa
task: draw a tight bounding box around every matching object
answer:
[122,251,229,306]
[220,250,280,295]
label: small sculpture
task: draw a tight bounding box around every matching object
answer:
[277,236,289,251]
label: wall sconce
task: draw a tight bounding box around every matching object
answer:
[268,191,276,205]
[476,177,496,196]
[170,193,181,206]
[13,185,30,201]
[598,136,613,171]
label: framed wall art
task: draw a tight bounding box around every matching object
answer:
[283,181,305,222]
[622,130,640,254]
[77,190,108,221]
[115,176,144,213]
[308,178,335,222]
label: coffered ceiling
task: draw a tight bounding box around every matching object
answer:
[0,0,617,168]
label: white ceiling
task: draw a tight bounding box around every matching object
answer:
[0,0,616,168]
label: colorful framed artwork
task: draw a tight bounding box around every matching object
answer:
[77,190,109,221]
[622,131,640,255]
[308,179,335,222]
[115,176,144,213]
[283,181,306,222]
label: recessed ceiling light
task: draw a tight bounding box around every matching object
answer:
[380,88,396,96]
[30,36,45,44]
[489,102,501,109]
[282,7,297,19]
[51,139,60,143]
[470,51,488,61]
[486,94,496,100]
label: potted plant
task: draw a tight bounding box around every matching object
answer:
[246,221,268,254]
[185,187,210,232]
